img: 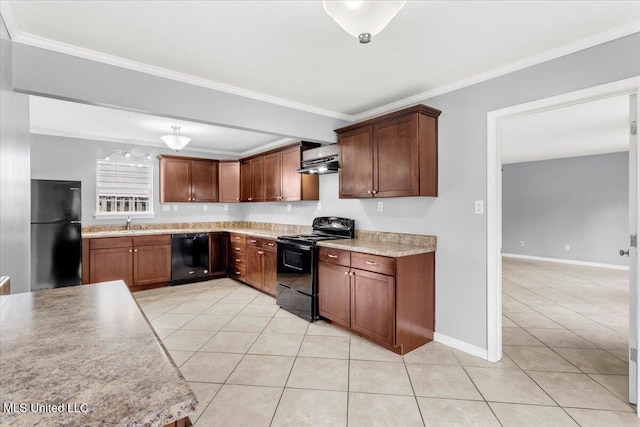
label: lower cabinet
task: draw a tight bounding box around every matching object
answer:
[231,234,277,296]
[84,235,171,290]
[209,232,228,277]
[318,247,434,355]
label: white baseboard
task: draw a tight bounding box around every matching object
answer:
[434,332,488,360]
[502,253,629,271]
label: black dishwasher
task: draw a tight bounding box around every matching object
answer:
[171,233,209,284]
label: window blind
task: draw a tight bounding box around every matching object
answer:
[96,160,152,213]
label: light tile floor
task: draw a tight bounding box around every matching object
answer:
[133,258,638,426]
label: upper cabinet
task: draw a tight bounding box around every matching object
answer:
[335,104,441,199]
[158,155,218,203]
[218,161,240,203]
[240,142,319,203]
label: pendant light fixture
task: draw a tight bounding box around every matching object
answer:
[161,126,191,151]
[323,0,406,43]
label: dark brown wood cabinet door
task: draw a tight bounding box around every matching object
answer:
[219,161,240,203]
[160,158,191,202]
[245,245,263,289]
[263,250,277,296]
[350,269,395,346]
[373,114,419,197]
[280,146,302,201]
[209,233,228,276]
[338,126,374,198]
[318,262,351,328]
[263,152,282,202]
[240,160,252,202]
[250,156,265,202]
[191,160,218,202]
[133,244,171,286]
[89,247,133,287]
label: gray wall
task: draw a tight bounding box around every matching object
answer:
[0,18,30,294]
[10,32,640,349]
[503,153,629,266]
[30,134,244,225]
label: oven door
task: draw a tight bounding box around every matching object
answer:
[276,241,315,296]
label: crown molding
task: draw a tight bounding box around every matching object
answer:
[239,137,298,157]
[4,0,639,125]
[11,33,353,122]
[350,20,640,122]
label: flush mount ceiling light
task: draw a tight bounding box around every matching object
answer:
[104,150,151,161]
[323,0,406,43]
[161,126,191,151]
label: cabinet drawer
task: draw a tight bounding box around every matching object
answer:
[90,237,133,250]
[133,234,171,246]
[230,255,246,268]
[230,233,246,245]
[230,244,245,255]
[351,252,395,276]
[246,236,262,247]
[229,266,246,281]
[262,239,277,251]
[318,247,351,267]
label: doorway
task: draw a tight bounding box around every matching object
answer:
[487,77,640,410]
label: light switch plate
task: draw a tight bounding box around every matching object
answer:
[317,202,321,211]
[224,204,228,211]
[377,201,383,212]
[475,200,484,214]
[172,204,178,212]
[286,203,292,212]
[203,205,208,212]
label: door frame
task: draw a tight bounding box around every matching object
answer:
[486,77,640,369]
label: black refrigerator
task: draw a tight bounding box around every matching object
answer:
[31,179,82,291]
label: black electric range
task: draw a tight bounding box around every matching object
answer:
[275,217,355,321]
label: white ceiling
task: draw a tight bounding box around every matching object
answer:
[501,95,630,164]
[3,1,639,118]
[4,1,639,159]
[29,96,290,156]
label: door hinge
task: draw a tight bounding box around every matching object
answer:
[632,234,637,248]
[632,121,637,136]
[631,347,637,363]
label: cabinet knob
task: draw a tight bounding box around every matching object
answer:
[367,190,372,194]
[258,250,264,255]
[372,190,378,194]
[267,242,275,246]
[235,271,240,275]
[349,272,355,276]
[365,260,377,265]
[250,239,257,243]
[235,258,241,262]
[129,249,132,253]
[344,271,348,275]
[248,197,253,201]
[134,249,138,253]
[327,254,338,259]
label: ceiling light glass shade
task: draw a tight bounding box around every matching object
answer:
[323,0,406,43]
[161,126,191,151]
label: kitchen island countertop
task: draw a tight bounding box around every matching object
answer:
[0,281,197,427]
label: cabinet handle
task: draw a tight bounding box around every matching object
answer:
[258,250,264,255]
[235,258,241,262]
[134,249,138,253]
[367,190,372,194]
[248,197,253,201]
[327,254,338,259]
[235,237,241,240]
[250,239,257,243]
[267,242,275,246]
[129,249,132,253]
[235,271,240,275]
[235,248,241,251]
[344,271,348,275]
[365,260,377,265]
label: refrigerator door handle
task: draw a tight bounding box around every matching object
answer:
[70,221,81,224]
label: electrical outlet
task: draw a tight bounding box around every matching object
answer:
[223,204,228,211]
[287,203,292,212]
[172,204,178,212]
[162,204,170,212]
[202,205,208,212]
[565,244,570,251]
[317,202,322,211]
[519,241,524,247]
[475,200,484,214]
[377,201,383,212]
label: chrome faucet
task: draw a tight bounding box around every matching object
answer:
[126,216,132,231]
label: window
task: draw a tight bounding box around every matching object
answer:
[95,160,153,217]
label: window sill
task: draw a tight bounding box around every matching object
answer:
[94,212,156,220]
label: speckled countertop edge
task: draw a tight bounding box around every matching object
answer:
[317,238,436,257]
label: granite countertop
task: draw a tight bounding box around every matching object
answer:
[0,281,197,427]
[317,238,436,257]
[82,227,283,239]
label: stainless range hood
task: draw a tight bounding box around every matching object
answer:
[297,144,339,175]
